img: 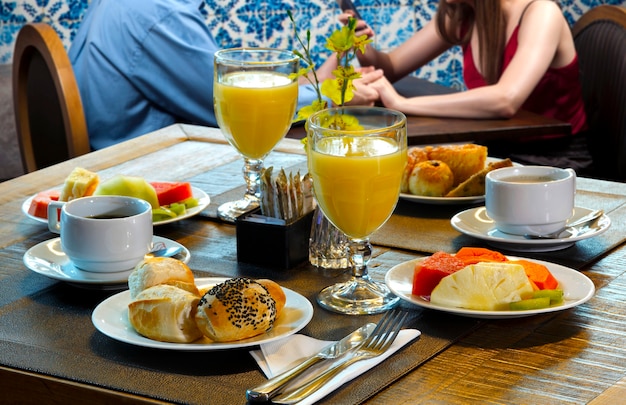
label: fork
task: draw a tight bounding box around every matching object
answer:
[272,309,408,404]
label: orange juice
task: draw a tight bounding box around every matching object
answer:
[214,71,297,160]
[309,136,406,239]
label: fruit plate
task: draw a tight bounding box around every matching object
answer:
[92,277,314,350]
[385,256,595,319]
[22,186,210,226]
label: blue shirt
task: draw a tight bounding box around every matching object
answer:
[69,0,318,150]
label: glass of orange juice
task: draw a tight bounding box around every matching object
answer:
[307,106,407,314]
[214,48,299,222]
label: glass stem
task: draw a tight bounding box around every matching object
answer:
[243,158,263,200]
[349,238,371,279]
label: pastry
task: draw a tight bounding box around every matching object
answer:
[195,277,280,342]
[445,158,513,197]
[401,147,429,193]
[426,144,488,185]
[128,257,198,299]
[408,160,454,196]
[128,284,203,343]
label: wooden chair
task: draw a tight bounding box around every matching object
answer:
[572,5,626,181]
[12,23,90,173]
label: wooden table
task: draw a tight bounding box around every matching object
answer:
[287,76,572,145]
[287,109,571,145]
[1,124,626,404]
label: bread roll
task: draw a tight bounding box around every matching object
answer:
[256,279,287,315]
[401,147,429,193]
[195,277,278,342]
[128,257,198,299]
[128,285,203,343]
[408,160,454,196]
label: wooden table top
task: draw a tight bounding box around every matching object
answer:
[286,76,571,145]
[1,124,625,405]
[287,109,571,145]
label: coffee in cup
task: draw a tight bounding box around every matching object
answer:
[48,196,153,272]
[485,166,576,236]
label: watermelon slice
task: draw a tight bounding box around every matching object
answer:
[28,190,61,219]
[150,182,193,206]
[412,251,466,297]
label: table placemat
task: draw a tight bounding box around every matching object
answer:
[204,184,626,271]
[0,249,481,405]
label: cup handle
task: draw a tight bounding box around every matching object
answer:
[47,201,65,234]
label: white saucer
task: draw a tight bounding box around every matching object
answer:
[23,236,190,289]
[92,277,314,350]
[385,256,595,319]
[451,206,611,252]
[22,186,210,226]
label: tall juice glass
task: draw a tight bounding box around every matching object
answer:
[307,106,407,314]
[214,48,299,222]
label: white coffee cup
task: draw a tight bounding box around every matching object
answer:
[48,196,153,272]
[485,166,576,236]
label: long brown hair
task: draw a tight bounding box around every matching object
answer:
[436,0,506,85]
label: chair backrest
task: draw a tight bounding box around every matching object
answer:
[12,23,90,173]
[572,5,626,181]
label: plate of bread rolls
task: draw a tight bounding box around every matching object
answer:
[92,258,314,350]
[400,144,514,205]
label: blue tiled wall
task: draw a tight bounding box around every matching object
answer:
[0,0,622,88]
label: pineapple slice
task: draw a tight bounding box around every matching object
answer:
[60,167,100,201]
[430,262,534,311]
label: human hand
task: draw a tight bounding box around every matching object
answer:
[369,75,405,110]
[345,67,383,106]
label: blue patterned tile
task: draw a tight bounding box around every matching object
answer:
[0,0,615,89]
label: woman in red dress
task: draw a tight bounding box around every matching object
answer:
[343,0,592,173]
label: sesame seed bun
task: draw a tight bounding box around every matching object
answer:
[195,277,278,342]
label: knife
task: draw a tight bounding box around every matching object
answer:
[246,323,375,402]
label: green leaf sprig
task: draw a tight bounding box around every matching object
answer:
[287,11,372,123]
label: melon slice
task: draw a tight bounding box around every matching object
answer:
[94,174,160,208]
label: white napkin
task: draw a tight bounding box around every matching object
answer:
[249,329,420,405]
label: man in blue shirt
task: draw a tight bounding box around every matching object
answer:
[69,0,381,150]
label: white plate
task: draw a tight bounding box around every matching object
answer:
[400,193,485,205]
[92,277,314,350]
[385,256,595,319]
[451,206,611,252]
[399,157,510,205]
[22,186,210,226]
[23,236,190,289]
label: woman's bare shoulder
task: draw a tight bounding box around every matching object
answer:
[521,0,565,21]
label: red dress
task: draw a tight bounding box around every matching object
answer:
[463,26,588,137]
